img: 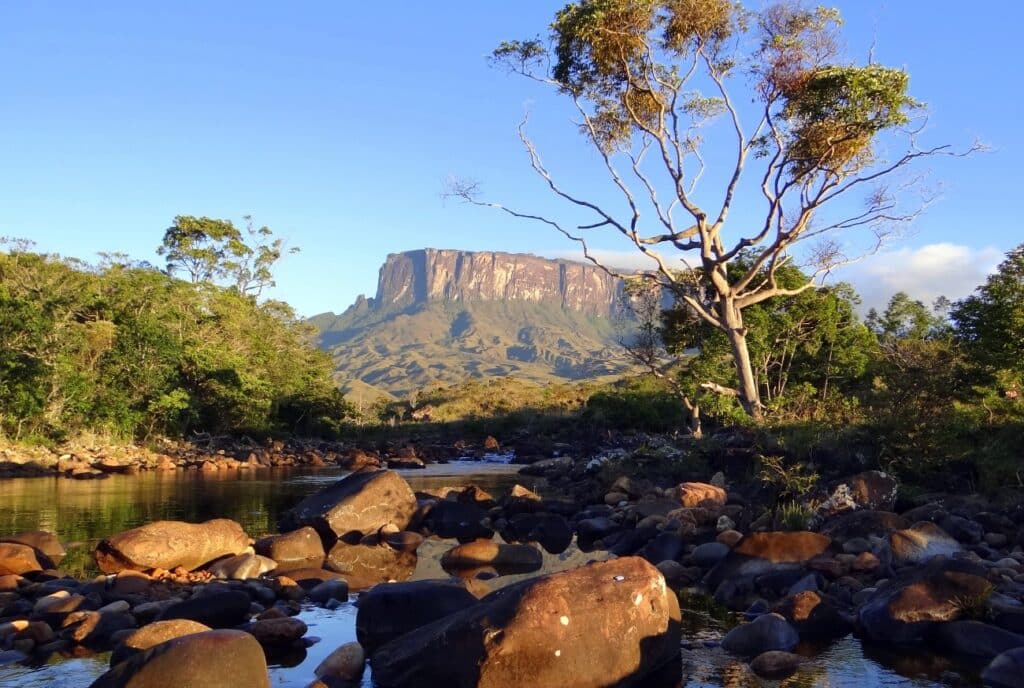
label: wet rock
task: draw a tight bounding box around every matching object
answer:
[308,579,349,605]
[500,513,572,554]
[930,620,1024,661]
[94,519,248,574]
[156,589,252,628]
[418,500,493,541]
[890,522,961,566]
[939,515,985,545]
[370,557,680,688]
[255,527,325,571]
[721,613,799,657]
[749,650,802,679]
[207,552,277,580]
[109,619,211,666]
[676,482,726,509]
[316,641,365,682]
[89,629,270,688]
[324,541,415,590]
[0,542,54,576]
[638,532,686,565]
[440,540,543,574]
[820,510,908,543]
[774,590,852,638]
[276,568,347,591]
[704,532,831,585]
[983,647,1024,688]
[355,579,479,652]
[248,616,308,646]
[691,542,731,568]
[858,559,992,644]
[279,469,416,545]
[64,610,137,650]
[576,517,619,548]
[0,531,65,564]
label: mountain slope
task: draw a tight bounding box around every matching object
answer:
[311,249,636,397]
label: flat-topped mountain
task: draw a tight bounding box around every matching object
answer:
[374,249,626,317]
[310,249,635,398]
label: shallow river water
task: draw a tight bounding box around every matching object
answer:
[0,464,976,687]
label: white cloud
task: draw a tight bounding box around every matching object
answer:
[552,242,1003,313]
[835,243,1002,312]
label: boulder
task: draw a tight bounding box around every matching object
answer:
[720,613,799,657]
[254,527,325,570]
[691,542,731,568]
[704,531,831,607]
[857,559,992,645]
[0,531,65,564]
[248,616,308,646]
[316,641,365,682]
[890,522,961,567]
[749,650,802,679]
[156,589,252,628]
[820,510,908,542]
[355,580,479,652]
[929,620,1024,661]
[110,619,211,666]
[499,513,572,554]
[774,590,852,638]
[89,629,270,688]
[94,519,248,574]
[676,482,726,509]
[417,500,493,541]
[275,567,347,591]
[370,557,680,688]
[64,611,137,650]
[308,579,349,605]
[206,553,277,580]
[0,542,54,576]
[440,540,543,574]
[324,541,415,590]
[983,647,1024,688]
[279,469,416,545]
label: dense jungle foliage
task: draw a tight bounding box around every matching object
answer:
[0,224,353,443]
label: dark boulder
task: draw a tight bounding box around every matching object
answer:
[355,580,479,652]
[983,647,1024,688]
[156,589,252,628]
[499,513,572,554]
[929,620,1024,661]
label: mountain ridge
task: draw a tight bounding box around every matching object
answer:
[311,248,636,398]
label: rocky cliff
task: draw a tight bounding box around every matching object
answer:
[373,249,624,317]
[309,249,635,398]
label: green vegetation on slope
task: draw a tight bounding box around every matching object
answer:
[0,232,353,444]
[316,299,635,397]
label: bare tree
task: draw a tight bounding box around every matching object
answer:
[448,0,977,421]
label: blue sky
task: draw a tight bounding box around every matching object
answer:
[1,1,1020,315]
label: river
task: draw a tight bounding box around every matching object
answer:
[0,464,975,687]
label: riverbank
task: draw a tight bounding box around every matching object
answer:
[1,436,1023,687]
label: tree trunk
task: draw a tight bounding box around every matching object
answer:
[721,300,763,421]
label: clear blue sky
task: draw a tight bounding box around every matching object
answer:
[1,1,1020,315]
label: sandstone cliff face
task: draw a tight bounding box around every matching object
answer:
[373,249,624,317]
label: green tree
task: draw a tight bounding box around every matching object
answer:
[866,291,946,341]
[454,0,971,422]
[953,243,1024,376]
[157,215,297,296]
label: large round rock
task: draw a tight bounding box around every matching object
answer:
[356,580,479,652]
[89,629,270,688]
[94,519,249,574]
[254,527,325,570]
[0,542,54,575]
[370,557,681,688]
[279,469,416,544]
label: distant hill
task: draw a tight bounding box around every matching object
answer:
[309,249,637,398]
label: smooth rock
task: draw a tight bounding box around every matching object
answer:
[720,613,799,657]
[370,557,681,688]
[316,641,365,682]
[749,650,802,679]
[248,616,308,645]
[324,541,415,590]
[440,540,543,573]
[156,589,252,628]
[89,629,270,688]
[94,519,248,574]
[983,647,1024,688]
[890,522,961,567]
[110,619,211,666]
[355,579,478,652]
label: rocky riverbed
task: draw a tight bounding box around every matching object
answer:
[0,438,1022,687]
